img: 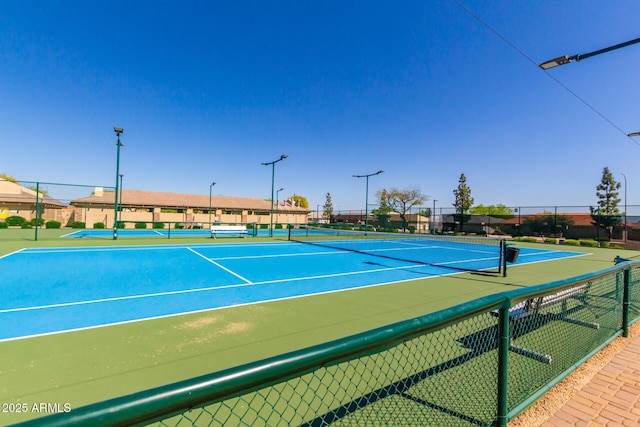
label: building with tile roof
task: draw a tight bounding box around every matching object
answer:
[0,179,67,222]
[70,188,309,229]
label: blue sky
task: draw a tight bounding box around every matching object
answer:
[2,1,639,213]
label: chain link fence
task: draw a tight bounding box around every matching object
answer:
[329,205,640,245]
[16,261,640,427]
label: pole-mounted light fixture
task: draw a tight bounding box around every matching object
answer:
[209,182,217,224]
[113,127,124,240]
[353,170,384,234]
[539,37,640,70]
[262,154,288,237]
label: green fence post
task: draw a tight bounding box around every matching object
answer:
[623,268,631,338]
[496,303,510,427]
[34,182,40,241]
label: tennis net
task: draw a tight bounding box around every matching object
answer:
[289,225,506,274]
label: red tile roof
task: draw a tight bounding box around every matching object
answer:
[72,189,309,212]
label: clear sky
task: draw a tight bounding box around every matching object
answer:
[2,1,639,213]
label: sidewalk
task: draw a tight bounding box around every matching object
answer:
[512,322,640,427]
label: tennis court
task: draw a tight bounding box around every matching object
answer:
[1,239,585,342]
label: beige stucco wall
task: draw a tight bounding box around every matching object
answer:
[72,206,307,229]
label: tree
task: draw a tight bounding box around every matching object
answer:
[0,173,17,182]
[375,186,427,232]
[469,204,514,219]
[590,167,622,240]
[322,193,334,223]
[291,194,309,209]
[371,189,393,230]
[523,212,574,236]
[453,173,474,232]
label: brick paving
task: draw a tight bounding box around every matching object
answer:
[540,336,640,427]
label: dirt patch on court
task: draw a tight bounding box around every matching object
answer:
[173,314,255,352]
[510,321,640,426]
[175,314,254,335]
[176,315,223,330]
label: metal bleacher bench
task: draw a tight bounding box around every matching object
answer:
[210,225,247,239]
[494,282,599,364]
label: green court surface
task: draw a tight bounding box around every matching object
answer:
[0,229,636,425]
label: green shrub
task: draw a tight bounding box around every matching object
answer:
[135,222,147,229]
[512,236,538,243]
[117,221,126,229]
[174,223,183,229]
[152,222,165,229]
[260,224,269,229]
[71,221,86,229]
[6,216,26,226]
[579,240,599,247]
[45,220,61,229]
[563,239,580,246]
[0,222,8,229]
[93,222,105,229]
[544,238,556,244]
[275,223,283,229]
[30,218,45,226]
[20,222,32,229]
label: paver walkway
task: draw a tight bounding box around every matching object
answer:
[541,333,640,427]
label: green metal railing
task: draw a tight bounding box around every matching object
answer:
[13,261,640,427]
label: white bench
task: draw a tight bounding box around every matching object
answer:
[495,282,599,364]
[210,225,247,238]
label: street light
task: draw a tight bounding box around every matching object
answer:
[209,182,217,224]
[118,174,124,224]
[432,199,438,234]
[622,173,627,243]
[113,127,124,240]
[262,154,288,237]
[352,170,384,233]
[275,188,284,226]
[539,37,640,70]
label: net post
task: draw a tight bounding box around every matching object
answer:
[501,240,507,278]
[288,226,292,241]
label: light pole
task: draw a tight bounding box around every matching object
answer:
[352,170,384,233]
[622,172,627,243]
[276,187,284,225]
[113,127,123,240]
[118,174,124,224]
[432,199,438,234]
[262,154,288,237]
[539,37,640,69]
[209,181,217,224]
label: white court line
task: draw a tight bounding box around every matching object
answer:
[212,250,348,261]
[0,248,27,260]
[186,247,253,284]
[12,241,306,255]
[0,260,441,314]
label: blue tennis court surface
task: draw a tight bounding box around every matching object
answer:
[61,228,286,238]
[1,242,586,341]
